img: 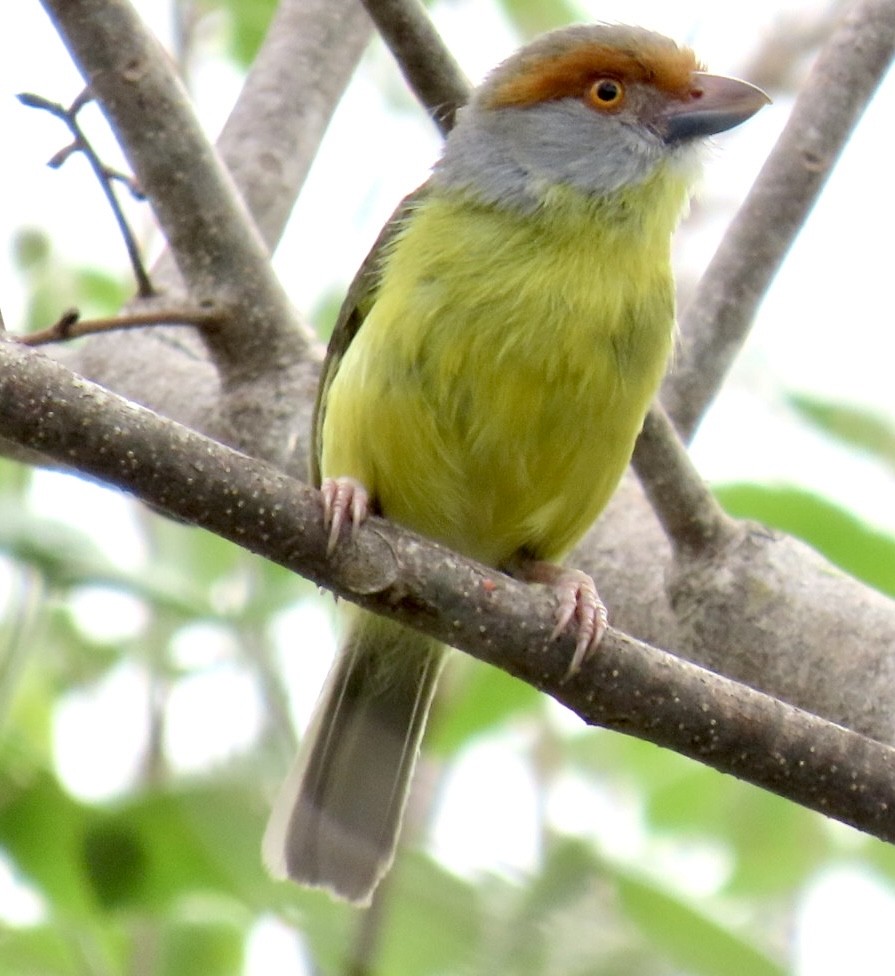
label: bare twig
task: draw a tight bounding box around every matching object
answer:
[359,0,470,133]
[17,305,220,347]
[3,335,895,846]
[18,89,154,297]
[40,0,300,357]
[664,0,895,439]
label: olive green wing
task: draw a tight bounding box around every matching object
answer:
[310,185,429,488]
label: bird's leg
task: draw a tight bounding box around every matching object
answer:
[509,558,608,679]
[321,476,370,554]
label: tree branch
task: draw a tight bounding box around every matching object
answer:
[33,0,370,477]
[663,0,895,438]
[2,335,895,846]
[214,0,373,252]
[359,0,470,133]
[631,405,736,556]
[16,304,219,347]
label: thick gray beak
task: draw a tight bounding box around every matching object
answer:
[661,72,770,143]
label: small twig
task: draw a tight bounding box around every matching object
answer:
[18,88,154,298]
[16,305,220,347]
[105,167,146,200]
[359,0,470,134]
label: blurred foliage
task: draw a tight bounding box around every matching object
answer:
[501,0,581,37]
[210,0,277,66]
[3,448,894,976]
[789,393,895,473]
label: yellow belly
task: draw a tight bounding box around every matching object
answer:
[321,183,681,567]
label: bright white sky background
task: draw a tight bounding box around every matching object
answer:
[1,1,894,973]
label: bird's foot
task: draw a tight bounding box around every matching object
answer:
[514,561,608,679]
[320,476,370,554]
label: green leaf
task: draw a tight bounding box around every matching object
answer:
[377,852,482,976]
[118,784,272,909]
[156,919,244,976]
[566,724,697,791]
[75,268,128,318]
[80,819,150,909]
[0,502,211,616]
[789,394,895,471]
[856,835,895,888]
[469,837,671,976]
[216,0,278,66]
[0,770,97,919]
[615,870,786,976]
[714,483,895,597]
[501,0,581,36]
[0,770,273,914]
[646,763,830,895]
[0,926,83,976]
[11,228,51,272]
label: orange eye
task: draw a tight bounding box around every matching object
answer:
[587,77,625,110]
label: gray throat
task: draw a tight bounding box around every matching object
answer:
[431,98,684,215]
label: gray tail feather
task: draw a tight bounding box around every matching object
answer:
[263,611,445,905]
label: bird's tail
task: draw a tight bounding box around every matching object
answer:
[263,607,445,905]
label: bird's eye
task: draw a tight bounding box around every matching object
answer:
[587,78,625,110]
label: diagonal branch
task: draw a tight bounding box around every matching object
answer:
[215,0,374,252]
[39,0,319,469]
[2,335,895,847]
[15,1,895,749]
[663,0,895,438]
[631,404,736,556]
[359,0,470,133]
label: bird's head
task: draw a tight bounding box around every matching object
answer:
[432,24,769,214]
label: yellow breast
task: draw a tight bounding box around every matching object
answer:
[321,172,687,567]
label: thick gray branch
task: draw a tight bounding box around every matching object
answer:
[3,336,895,846]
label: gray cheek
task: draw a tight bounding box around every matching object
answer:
[433,101,669,211]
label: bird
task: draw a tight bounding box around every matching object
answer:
[263,23,768,905]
